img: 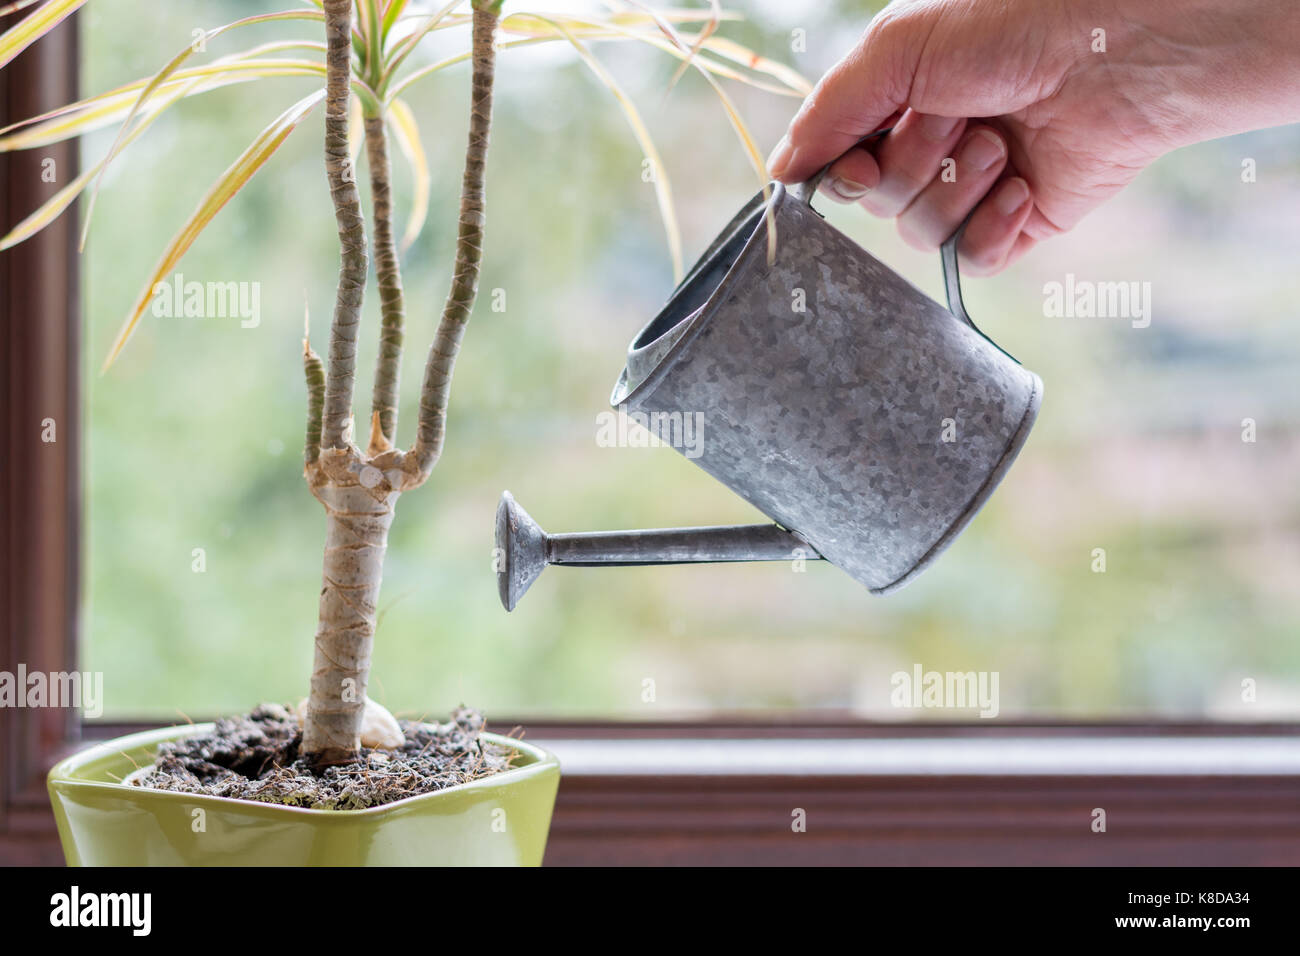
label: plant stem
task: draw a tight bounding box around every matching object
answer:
[303,0,376,768]
[408,2,498,479]
[365,112,406,455]
[320,0,368,451]
[303,331,325,465]
[302,483,396,765]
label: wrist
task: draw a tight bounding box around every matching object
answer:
[1087,0,1300,152]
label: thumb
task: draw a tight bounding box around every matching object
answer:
[770,12,927,183]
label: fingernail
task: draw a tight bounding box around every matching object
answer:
[830,177,870,200]
[920,113,960,142]
[995,177,1030,216]
[960,129,1006,172]
[768,135,795,178]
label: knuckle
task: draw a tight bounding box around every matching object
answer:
[886,164,934,199]
[959,242,1001,276]
[856,193,894,219]
[861,2,929,69]
[896,217,941,252]
[863,3,917,44]
[789,92,828,140]
[831,148,875,180]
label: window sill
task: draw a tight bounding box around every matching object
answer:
[512,721,1300,864]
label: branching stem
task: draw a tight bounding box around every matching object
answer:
[365,112,406,455]
[408,3,499,480]
[320,0,369,451]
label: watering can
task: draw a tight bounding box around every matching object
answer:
[496,161,1042,611]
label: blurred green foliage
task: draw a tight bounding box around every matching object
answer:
[77,1,1300,721]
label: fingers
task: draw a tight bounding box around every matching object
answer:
[955,177,1035,276]
[895,124,1009,249]
[817,145,881,203]
[812,116,1033,276]
[769,11,922,183]
[851,109,973,218]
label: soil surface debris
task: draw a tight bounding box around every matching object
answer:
[132,704,517,810]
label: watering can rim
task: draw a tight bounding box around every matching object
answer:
[609,180,792,411]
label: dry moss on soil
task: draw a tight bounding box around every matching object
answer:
[131,704,519,810]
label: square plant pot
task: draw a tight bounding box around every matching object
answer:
[48,723,560,866]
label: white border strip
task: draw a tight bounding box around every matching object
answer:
[534,736,1300,777]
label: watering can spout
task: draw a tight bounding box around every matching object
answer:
[495,491,820,611]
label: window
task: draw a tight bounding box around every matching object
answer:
[76,1,1300,722]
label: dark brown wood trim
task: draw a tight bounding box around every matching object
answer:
[544,773,1300,865]
[529,733,1300,864]
[532,728,1300,864]
[0,7,82,856]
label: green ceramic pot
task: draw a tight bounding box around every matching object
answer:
[48,723,560,866]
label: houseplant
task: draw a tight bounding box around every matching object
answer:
[1,0,801,864]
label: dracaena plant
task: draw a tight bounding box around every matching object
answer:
[0,0,806,767]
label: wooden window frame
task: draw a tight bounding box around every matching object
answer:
[2,13,1297,867]
[1,8,81,867]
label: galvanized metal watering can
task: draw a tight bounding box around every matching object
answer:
[496,166,1042,611]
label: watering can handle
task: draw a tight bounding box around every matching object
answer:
[789,130,1019,364]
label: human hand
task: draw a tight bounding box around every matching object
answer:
[769,0,1300,274]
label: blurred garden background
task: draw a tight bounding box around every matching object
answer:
[75,0,1300,721]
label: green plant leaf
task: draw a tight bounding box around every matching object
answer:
[391,36,555,103]
[548,6,780,187]
[1,51,325,151]
[529,16,682,281]
[359,0,382,82]
[499,14,805,96]
[386,8,772,102]
[348,92,364,168]
[588,4,807,94]
[379,0,462,94]
[693,33,811,95]
[661,0,720,93]
[380,0,410,40]
[387,97,429,251]
[608,3,769,169]
[356,0,375,41]
[604,6,740,27]
[0,0,86,71]
[0,77,207,251]
[0,53,331,248]
[79,8,325,251]
[102,89,327,371]
[608,2,774,260]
